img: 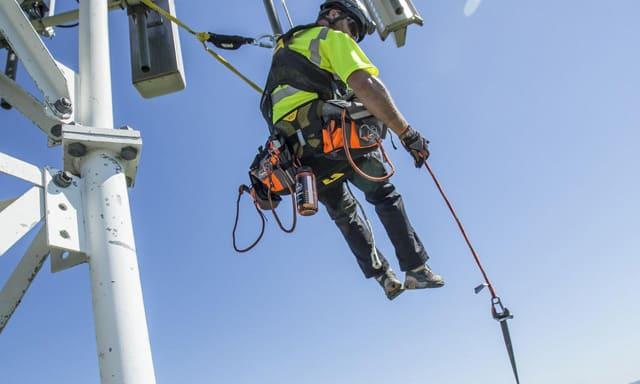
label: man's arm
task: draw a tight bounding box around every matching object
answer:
[347,70,409,137]
[347,69,430,167]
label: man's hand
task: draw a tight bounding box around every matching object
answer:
[400,126,430,167]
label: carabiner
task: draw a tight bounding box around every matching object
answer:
[252,34,276,49]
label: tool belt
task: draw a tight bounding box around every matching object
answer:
[234,135,299,253]
[234,101,393,253]
[319,99,387,159]
[307,99,396,182]
[248,135,296,210]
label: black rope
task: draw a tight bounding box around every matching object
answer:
[232,185,266,253]
[267,169,297,234]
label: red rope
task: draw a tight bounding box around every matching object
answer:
[423,160,498,299]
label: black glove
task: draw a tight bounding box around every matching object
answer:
[400,126,430,167]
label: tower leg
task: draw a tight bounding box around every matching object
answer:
[78,1,155,383]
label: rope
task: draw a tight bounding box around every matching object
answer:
[138,0,264,94]
[233,185,267,253]
[267,167,297,233]
[341,110,396,183]
[423,159,520,384]
[423,160,496,298]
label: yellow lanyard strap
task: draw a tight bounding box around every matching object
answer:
[138,0,264,94]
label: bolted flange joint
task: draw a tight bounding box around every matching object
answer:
[53,97,73,118]
[62,124,142,187]
[68,142,87,158]
[50,124,62,138]
[120,146,139,161]
[53,171,74,188]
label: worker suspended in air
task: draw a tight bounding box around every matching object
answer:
[252,0,442,300]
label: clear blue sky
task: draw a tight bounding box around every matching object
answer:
[1,1,639,383]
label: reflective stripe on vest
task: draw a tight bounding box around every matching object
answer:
[271,85,305,105]
[271,27,330,104]
[309,27,330,67]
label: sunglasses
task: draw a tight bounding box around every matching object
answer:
[345,16,361,40]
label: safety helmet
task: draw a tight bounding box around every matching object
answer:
[319,0,376,42]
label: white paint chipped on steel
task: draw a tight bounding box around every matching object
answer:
[0,72,63,138]
[43,168,86,254]
[0,227,49,333]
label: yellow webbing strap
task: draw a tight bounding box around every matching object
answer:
[138,0,264,94]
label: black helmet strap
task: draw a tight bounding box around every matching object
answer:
[318,8,362,41]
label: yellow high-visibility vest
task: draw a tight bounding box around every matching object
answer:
[270,26,379,123]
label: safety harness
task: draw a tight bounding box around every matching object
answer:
[259,24,394,178]
[260,24,347,132]
[235,24,396,257]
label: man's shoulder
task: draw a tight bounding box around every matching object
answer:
[289,25,356,45]
[324,28,357,43]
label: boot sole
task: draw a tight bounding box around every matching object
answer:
[386,283,405,300]
[404,277,445,290]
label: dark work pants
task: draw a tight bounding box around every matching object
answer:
[315,154,429,278]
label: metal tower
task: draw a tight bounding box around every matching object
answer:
[1,1,153,382]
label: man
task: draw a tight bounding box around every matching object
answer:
[260,0,444,300]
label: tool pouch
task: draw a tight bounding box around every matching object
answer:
[249,176,282,210]
[249,135,296,200]
[320,100,387,160]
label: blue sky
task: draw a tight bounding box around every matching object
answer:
[1,1,639,383]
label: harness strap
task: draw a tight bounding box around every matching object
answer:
[295,129,307,147]
[261,24,347,130]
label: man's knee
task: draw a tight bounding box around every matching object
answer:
[319,187,358,222]
[328,196,358,224]
[365,182,400,206]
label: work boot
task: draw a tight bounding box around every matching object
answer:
[375,268,404,300]
[404,264,445,289]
